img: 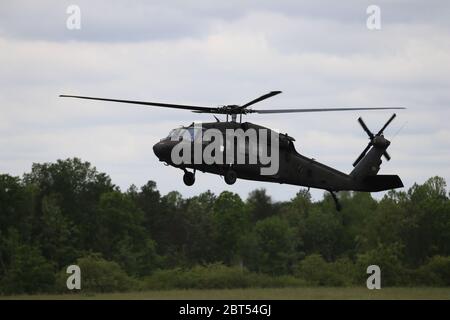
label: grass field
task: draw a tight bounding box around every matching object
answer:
[2,287,449,300]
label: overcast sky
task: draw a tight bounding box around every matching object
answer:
[1,0,449,201]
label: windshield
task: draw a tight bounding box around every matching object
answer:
[167,127,202,142]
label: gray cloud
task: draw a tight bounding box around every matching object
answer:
[0,1,449,201]
[1,1,450,42]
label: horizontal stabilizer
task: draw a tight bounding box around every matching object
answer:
[363,175,404,192]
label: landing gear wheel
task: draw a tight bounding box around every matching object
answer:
[183,171,195,186]
[224,169,237,185]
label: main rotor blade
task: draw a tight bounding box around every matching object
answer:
[59,95,217,112]
[376,113,397,136]
[238,91,282,109]
[253,107,405,114]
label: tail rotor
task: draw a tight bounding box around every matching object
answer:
[353,114,396,167]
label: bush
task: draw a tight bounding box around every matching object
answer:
[142,263,306,290]
[294,254,354,286]
[332,257,358,285]
[56,253,135,293]
[0,245,55,294]
[356,243,408,286]
[413,256,450,286]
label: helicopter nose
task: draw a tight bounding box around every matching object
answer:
[153,142,170,161]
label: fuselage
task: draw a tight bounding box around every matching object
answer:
[152,121,368,192]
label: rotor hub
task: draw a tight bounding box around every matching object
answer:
[372,135,390,148]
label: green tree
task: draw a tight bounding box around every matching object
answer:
[247,188,274,222]
[361,177,450,268]
[23,158,115,250]
[254,216,297,275]
[132,181,162,236]
[404,177,450,265]
[1,244,55,294]
[213,191,249,265]
[181,191,217,265]
[0,174,35,242]
[38,194,78,268]
[301,207,344,261]
[94,191,159,276]
[149,191,190,266]
[1,156,449,292]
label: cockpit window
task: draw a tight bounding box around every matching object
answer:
[167,128,181,140]
[167,127,202,142]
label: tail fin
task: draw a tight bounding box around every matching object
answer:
[350,144,385,179]
[349,146,404,191]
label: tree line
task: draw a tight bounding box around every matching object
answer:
[0,158,449,294]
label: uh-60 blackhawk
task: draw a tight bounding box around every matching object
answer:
[60,91,405,210]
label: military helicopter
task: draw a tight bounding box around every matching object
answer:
[60,91,405,210]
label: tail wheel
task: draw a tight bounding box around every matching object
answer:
[224,169,237,185]
[183,171,195,186]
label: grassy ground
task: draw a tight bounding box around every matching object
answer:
[2,287,449,300]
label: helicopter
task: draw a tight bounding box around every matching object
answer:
[60,91,405,210]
